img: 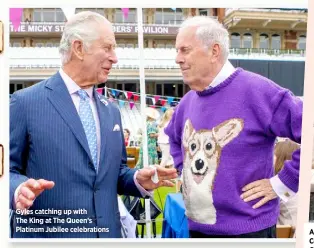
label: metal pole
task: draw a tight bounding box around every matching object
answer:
[137,7,151,239]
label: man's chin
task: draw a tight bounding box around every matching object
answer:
[182,79,194,89]
[98,76,108,84]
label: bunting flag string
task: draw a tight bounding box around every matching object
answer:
[127,91,133,99]
[121,8,129,19]
[96,86,180,112]
[97,87,181,106]
[129,102,135,110]
[133,94,140,101]
[9,8,23,32]
[106,96,169,112]
[96,88,103,94]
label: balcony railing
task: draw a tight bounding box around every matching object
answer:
[229,48,306,57]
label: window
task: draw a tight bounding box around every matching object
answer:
[199,9,209,16]
[298,35,306,50]
[114,8,137,23]
[124,83,137,92]
[157,43,165,48]
[35,43,44,48]
[12,42,22,47]
[259,33,269,49]
[10,83,24,94]
[271,34,281,49]
[32,8,66,22]
[154,8,183,25]
[126,43,134,48]
[166,43,174,48]
[75,8,105,16]
[156,84,162,95]
[230,33,241,48]
[46,43,53,47]
[118,44,125,48]
[243,33,252,48]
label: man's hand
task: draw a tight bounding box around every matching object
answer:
[15,178,55,210]
[241,179,277,209]
[136,165,178,190]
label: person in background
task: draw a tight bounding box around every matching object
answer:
[274,139,299,233]
[158,108,175,168]
[123,128,131,147]
[134,128,143,147]
[136,108,159,169]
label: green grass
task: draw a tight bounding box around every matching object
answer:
[154,186,177,235]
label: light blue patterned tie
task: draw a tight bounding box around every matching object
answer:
[77,89,98,172]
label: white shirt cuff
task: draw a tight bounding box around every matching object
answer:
[133,170,153,198]
[13,184,23,210]
[270,175,296,203]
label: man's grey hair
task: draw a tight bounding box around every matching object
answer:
[179,16,230,61]
[59,11,111,65]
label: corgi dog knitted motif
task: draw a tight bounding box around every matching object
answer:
[182,118,244,224]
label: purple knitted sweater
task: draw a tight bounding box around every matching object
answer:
[165,68,302,235]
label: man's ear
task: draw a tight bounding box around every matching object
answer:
[72,40,84,61]
[210,43,221,63]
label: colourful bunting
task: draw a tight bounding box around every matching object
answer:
[127,91,133,99]
[121,8,129,19]
[154,96,160,103]
[133,94,139,101]
[160,99,167,106]
[118,100,124,108]
[129,102,135,110]
[111,89,117,97]
[161,107,167,112]
[10,8,23,32]
[167,97,174,105]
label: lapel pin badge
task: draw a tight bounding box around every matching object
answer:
[100,98,108,106]
[97,94,108,106]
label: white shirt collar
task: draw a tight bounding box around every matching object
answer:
[59,68,94,99]
[208,60,236,88]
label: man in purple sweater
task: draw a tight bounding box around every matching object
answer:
[165,16,302,238]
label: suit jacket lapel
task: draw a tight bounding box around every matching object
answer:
[45,73,93,163]
[94,91,111,177]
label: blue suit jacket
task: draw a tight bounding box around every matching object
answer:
[10,72,142,238]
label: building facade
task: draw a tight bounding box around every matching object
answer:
[9,8,307,97]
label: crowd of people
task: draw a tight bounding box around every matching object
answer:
[123,107,175,170]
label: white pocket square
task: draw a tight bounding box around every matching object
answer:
[113,124,120,131]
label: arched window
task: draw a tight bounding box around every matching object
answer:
[259,33,269,49]
[271,34,281,49]
[243,33,252,48]
[230,33,241,48]
[298,35,306,50]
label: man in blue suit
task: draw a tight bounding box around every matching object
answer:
[10,11,177,238]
